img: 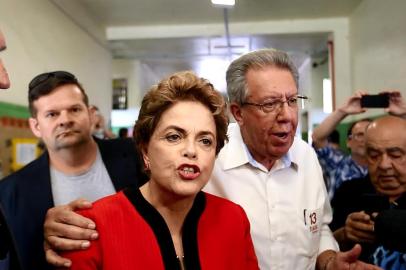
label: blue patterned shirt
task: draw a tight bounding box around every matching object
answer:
[315,146,368,200]
[373,246,406,269]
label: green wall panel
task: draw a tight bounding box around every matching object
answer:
[0,102,30,119]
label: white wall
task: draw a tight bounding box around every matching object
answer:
[112,59,143,109]
[0,0,112,118]
[349,0,406,119]
[310,57,329,109]
[307,55,330,139]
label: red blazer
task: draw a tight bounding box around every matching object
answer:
[62,189,258,270]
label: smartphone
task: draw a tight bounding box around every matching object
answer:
[360,193,390,216]
[360,94,390,108]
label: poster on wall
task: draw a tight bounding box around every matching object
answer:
[11,138,41,171]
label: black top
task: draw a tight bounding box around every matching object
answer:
[124,188,205,270]
[331,175,406,262]
[375,209,406,253]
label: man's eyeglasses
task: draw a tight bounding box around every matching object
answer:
[242,95,308,113]
[29,71,76,91]
[348,132,365,141]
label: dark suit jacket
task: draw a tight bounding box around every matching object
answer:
[375,210,406,253]
[0,138,147,270]
[331,175,406,262]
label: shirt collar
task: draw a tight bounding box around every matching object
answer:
[220,123,297,172]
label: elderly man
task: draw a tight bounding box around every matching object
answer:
[204,49,380,270]
[331,115,406,268]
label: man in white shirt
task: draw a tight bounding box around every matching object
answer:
[204,49,381,270]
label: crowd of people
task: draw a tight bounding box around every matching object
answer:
[1,26,406,270]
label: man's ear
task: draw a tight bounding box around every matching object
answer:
[346,139,353,150]
[28,117,42,138]
[88,105,98,125]
[230,103,244,125]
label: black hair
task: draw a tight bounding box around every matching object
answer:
[28,71,88,117]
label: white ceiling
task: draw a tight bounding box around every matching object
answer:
[52,0,362,72]
[64,0,361,26]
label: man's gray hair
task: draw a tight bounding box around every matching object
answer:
[226,48,299,105]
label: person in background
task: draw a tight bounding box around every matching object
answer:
[89,105,115,139]
[312,91,371,200]
[0,71,146,270]
[316,129,343,187]
[118,127,128,139]
[330,114,406,268]
[59,71,259,270]
[0,28,22,270]
[204,48,380,270]
[327,129,342,151]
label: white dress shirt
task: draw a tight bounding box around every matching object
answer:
[204,123,338,270]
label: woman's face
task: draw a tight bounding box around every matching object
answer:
[143,100,217,199]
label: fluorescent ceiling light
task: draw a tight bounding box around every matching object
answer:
[211,0,235,7]
[323,78,333,113]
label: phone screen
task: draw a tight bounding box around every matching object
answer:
[360,94,390,108]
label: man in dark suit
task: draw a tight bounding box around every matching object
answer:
[0,71,146,270]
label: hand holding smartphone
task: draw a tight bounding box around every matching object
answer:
[360,193,390,217]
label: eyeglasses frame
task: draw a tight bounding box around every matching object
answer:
[241,94,309,113]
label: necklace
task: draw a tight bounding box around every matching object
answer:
[177,255,185,270]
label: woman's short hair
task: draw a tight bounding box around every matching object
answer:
[133,71,228,156]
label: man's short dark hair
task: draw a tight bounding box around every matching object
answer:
[328,129,340,144]
[118,127,128,138]
[28,71,89,117]
[347,118,372,138]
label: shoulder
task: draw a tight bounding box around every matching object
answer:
[0,153,48,189]
[76,192,136,229]
[332,176,372,205]
[315,145,341,157]
[291,137,315,154]
[289,137,319,164]
[78,192,128,217]
[338,176,371,191]
[97,138,136,154]
[203,192,247,219]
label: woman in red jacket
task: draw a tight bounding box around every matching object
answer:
[61,71,259,270]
